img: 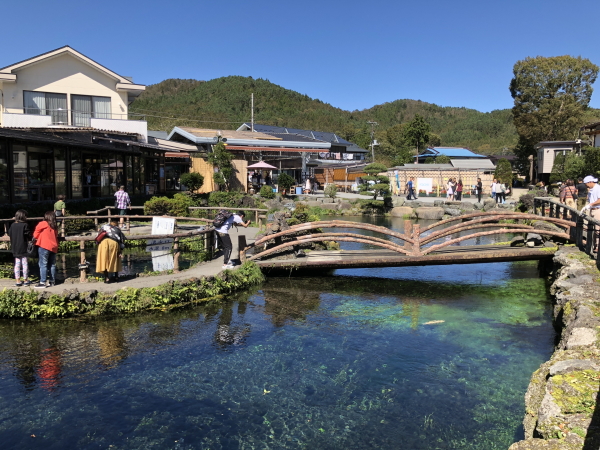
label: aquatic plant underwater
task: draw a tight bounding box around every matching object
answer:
[0,257,554,450]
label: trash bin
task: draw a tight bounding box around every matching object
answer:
[295,186,303,195]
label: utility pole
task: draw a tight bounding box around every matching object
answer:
[367,121,378,162]
[251,93,254,132]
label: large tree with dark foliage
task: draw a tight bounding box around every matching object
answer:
[509,55,599,172]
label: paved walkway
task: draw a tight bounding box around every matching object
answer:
[0,226,259,295]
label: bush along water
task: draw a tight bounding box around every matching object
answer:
[0,261,264,319]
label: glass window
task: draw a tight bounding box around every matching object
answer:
[72,95,112,126]
[71,150,83,198]
[13,145,28,202]
[54,148,67,197]
[28,146,54,201]
[24,91,67,125]
[125,155,133,193]
[0,142,9,203]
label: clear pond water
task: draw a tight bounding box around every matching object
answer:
[0,216,555,449]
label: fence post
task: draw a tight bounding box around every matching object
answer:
[61,219,65,238]
[404,220,412,253]
[412,224,421,256]
[534,199,538,216]
[207,230,214,260]
[238,234,247,263]
[255,211,259,226]
[79,241,87,283]
[541,201,546,217]
[173,237,180,272]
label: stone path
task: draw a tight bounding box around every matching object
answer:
[0,226,259,295]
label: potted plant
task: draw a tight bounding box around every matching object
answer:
[418,189,427,197]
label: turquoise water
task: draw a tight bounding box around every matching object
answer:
[0,217,555,449]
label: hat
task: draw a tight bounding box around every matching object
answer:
[583,176,598,183]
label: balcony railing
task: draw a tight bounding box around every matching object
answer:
[1,109,148,140]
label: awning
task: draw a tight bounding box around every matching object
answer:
[165,152,190,158]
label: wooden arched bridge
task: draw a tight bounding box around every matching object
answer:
[242,198,596,271]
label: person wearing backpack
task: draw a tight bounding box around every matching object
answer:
[215,211,250,269]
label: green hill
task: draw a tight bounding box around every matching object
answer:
[131,76,522,155]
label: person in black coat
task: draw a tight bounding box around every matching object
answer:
[8,209,31,287]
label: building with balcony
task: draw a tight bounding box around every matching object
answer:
[0,46,146,138]
[0,47,185,203]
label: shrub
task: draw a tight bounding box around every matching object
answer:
[324,184,338,198]
[208,191,244,207]
[260,185,275,199]
[143,193,194,217]
[144,196,172,215]
[277,173,295,193]
[179,172,204,192]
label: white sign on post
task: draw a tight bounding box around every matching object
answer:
[417,178,433,194]
[151,217,175,235]
[150,217,175,271]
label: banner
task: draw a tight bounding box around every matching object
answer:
[417,178,433,194]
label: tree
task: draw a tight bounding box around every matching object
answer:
[359,163,390,200]
[403,114,431,155]
[276,173,295,194]
[207,142,234,191]
[494,158,514,186]
[509,55,599,169]
[427,133,442,147]
[583,146,600,178]
[179,172,204,192]
[549,151,585,183]
[434,155,451,164]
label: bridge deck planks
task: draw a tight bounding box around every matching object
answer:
[254,245,556,271]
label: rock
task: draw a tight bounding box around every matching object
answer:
[339,202,352,210]
[433,200,445,207]
[306,201,322,208]
[537,391,562,432]
[415,207,444,220]
[510,236,525,247]
[484,198,496,208]
[473,202,484,210]
[320,203,339,210]
[392,197,406,207]
[526,233,544,247]
[549,359,600,376]
[509,438,578,450]
[533,220,563,233]
[390,207,414,218]
[543,241,557,248]
[321,198,334,203]
[565,328,597,349]
[443,207,462,217]
[460,202,474,210]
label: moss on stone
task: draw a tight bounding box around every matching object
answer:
[551,370,600,416]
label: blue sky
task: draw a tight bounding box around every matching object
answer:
[3,0,600,113]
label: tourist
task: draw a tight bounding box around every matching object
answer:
[447,179,454,201]
[54,195,66,217]
[304,178,312,195]
[491,178,498,201]
[33,211,59,289]
[265,173,272,186]
[581,176,600,251]
[8,209,30,287]
[576,177,588,210]
[406,177,416,200]
[96,218,126,283]
[496,182,506,204]
[114,185,131,229]
[476,178,483,203]
[216,211,250,269]
[560,179,577,210]
[455,179,463,201]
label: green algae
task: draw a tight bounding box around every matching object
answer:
[551,370,600,416]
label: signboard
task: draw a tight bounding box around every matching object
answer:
[417,178,433,194]
[150,217,175,271]
[151,217,175,235]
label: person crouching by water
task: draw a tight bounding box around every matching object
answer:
[33,212,59,288]
[216,211,250,269]
[8,209,31,287]
[96,219,126,283]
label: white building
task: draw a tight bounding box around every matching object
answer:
[0,46,147,140]
[534,140,580,181]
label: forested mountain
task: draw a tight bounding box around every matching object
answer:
[131,76,598,156]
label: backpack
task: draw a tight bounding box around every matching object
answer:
[213,210,233,228]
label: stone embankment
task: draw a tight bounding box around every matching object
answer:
[509,247,600,450]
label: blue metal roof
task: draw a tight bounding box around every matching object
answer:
[428,147,486,158]
[240,123,354,146]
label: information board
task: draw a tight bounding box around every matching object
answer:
[151,217,175,235]
[417,178,433,194]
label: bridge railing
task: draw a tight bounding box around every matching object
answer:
[534,197,598,259]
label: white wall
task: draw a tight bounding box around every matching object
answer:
[1,53,129,120]
[2,112,51,127]
[91,118,147,142]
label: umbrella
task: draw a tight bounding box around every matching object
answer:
[247,161,277,170]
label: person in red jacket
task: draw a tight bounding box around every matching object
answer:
[33,211,59,288]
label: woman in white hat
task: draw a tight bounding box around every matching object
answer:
[581,175,600,250]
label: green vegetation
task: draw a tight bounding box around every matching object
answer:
[131,76,524,160]
[259,184,275,199]
[324,184,338,198]
[0,261,264,319]
[359,163,390,200]
[179,172,204,192]
[494,158,513,185]
[549,151,586,183]
[510,55,600,172]
[276,173,295,194]
[144,193,194,216]
[207,142,234,190]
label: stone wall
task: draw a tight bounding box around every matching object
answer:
[509,247,600,450]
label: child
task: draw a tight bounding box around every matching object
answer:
[8,210,30,287]
[54,195,66,217]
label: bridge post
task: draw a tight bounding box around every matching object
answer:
[404,220,412,253]
[412,224,421,256]
[533,199,538,216]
